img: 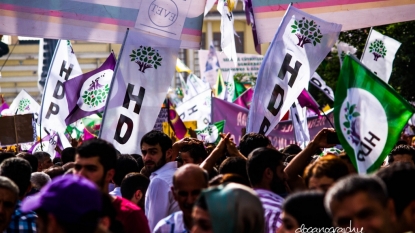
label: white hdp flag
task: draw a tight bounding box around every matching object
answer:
[99,30,180,154]
[247,5,341,135]
[8,90,40,116]
[309,72,335,101]
[336,41,357,66]
[183,74,210,102]
[217,0,237,66]
[176,89,212,130]
[361,29,401,83]
[39,40,82,133]
[225,70,235,102]
[290,100,310,149]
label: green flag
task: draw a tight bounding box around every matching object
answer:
[195,120,225,144]
[215,69,226,99]
[233,78,247,101]
[334,55,414,174]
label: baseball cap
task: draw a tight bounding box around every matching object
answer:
[21,174,102,223]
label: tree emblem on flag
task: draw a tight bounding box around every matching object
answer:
[291,17,323,47]
[66,40,74,54]
[225,81,233,93]
[369,39,387,61]
[18,99,30,112]
[82,76,110,108]
[342,102,361,145]
[197,125,214,141]
[130,46,162,73]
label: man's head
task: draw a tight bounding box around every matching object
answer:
[120,173,149,209]
[0,157,32,199]
[113,154,140,187]
[239,133,271,157]
[31,172,51,190]
[140,130,173,173]
[33,152,53,171]
[172,164,208,222]
[282,144,302,156]
[74,139,117,191]
[61,147,76,165]
[179,139,208,165]
[325,175,395,233]
[247,147,286,195]
[218,157,249,182]
[0,176,19,232]
[16,152,38,173]
[388,145,415,165]
[21,175,102,233]
[376,162,415,232]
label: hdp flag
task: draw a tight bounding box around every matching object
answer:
[334,55,415,174]
[195,120,226,144]
[168,103,187,139]
[233,88,253,109]
[297,89,320,115]
[8,90,40,115]
[215,69,226,99]
[217,0,237,66]
[64,54,116,125]
[183,73,211,103]
[224,70,247,102]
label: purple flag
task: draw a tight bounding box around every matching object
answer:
[233,88,253,109]
[65,54,116,125]
[0,102,9,113]
[169,103,187,139]
[297,89,320,115]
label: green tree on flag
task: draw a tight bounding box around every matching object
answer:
[369,39,387,61]
[195,120,225,144]
[130,46,162,73]
[291,17,323,47]
[334,55,414,174]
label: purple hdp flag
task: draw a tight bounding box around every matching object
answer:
[65,54,116,125]
[233,88,253,109]
[297,89,320,115]
[0,102,9,113]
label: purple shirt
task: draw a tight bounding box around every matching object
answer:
[255,189,284,233]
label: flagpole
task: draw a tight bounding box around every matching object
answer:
[167,98,171,137]
[290,105,298,144]
[360,27,373,61]
[98,28,129,138]
[319,107,335,128]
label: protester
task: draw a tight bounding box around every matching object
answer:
[388,145,415,165]
[208,173,250,187]
[0,152,15,164]
[74,139,150,233]
[0,157,37,233]
[218,157,249,182]
[325,175,396,232]
[192,183,264,233]
[120,173,149,210]
[238,133,272,157]
[61,147,76,165]
[30,172,51,191]
[140,130,180,231]
[44,165,65,179]
[282,144,302,156]
[16,152,38,173]
[33,152,53,171]
[246,147,285,233]
[110,154,140,197]
[0,176,19,232]
[21,175,102,233]
[176,138,208,165]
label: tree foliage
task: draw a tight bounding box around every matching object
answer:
[291,18,323,47]
[130,46,162,73]
[369,39,387,61]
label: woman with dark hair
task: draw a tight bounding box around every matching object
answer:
[277,191,332,233]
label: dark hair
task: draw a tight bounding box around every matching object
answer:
[77,139,117,173]
[53,157,62,165]
[180,139,208,163]
[61,147,76,165]
[37,208,100,233]
[0,152,15,164]
[194,194,208,210]
[113,155,140,186]
[120,173,150,205]
[0,158,32,197]
[239,133,271,157]
[44,166,65,180]
[376,162,415,217]
[388,145,415,164]
[16,152,38,173]
[130,154,144,171]
[303,155,350,187]
[209,173,250,187]
[219,157,248,180]
[284,191,332,228]
[282,144,302,155]
[33,152,51,163]
[325,175,388,214]
[246,148,284,186]
[101,193,125,233]
[140,130,172,155]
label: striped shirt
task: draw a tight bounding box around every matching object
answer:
[255,189,284,233]
[153,211,189,233]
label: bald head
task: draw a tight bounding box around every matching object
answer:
[173,164,208,188]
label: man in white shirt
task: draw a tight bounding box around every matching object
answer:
[153,164,208,233]
[141,130,180,231]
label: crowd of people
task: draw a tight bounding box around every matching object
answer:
[0,128,415,233]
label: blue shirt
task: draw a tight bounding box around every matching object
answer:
[6,201,37,233]
[153,211,189,233]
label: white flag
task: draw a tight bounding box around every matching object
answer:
[225,70,235,102]
[217,0,237,66]
[7,90,40,115]
[290,100,310,149]
[183,74,210,102]
[336,41,357,66]
[176,89,211,130]
[39,40,83,133]
[99,30,180,154]
[247,5,341,135]
[361,29,401,83]
[309,72,334,101]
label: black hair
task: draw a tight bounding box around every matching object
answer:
[120,173,149,209]
[239,133,271,157]
[376,162,415,217]
[0,152,15,164]
[33,152,51,163]
[284,191,332,228]
[219,157,248,181]
[16,152,38,173]
[37,208,100,233]
[282,144,302,155]
[61,147,76,165]
[113,155,140,186]
[246,147,284,186]
[140,130,172,155]
[388,145,415,164]
[130,154,144,171]
[0,157,32,198]
[180,139,208,163]
[76,139,117,173]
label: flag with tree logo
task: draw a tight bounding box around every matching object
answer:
[8,90,40,115]
[334,55,414,174]
[195,120,225,144]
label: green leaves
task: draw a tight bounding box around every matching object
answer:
[343,121,350,128]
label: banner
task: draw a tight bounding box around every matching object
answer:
[334,55,414,174]
[0,0,206,49]
[39,40,83,134]
[200,43,221,87]
[99,30,180,154]
[176,89,211,130]
[247,6,341,135]
[361,29,401,83]
[309,72,334,101]
[0,114,35,146]
[252,0,415,44]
